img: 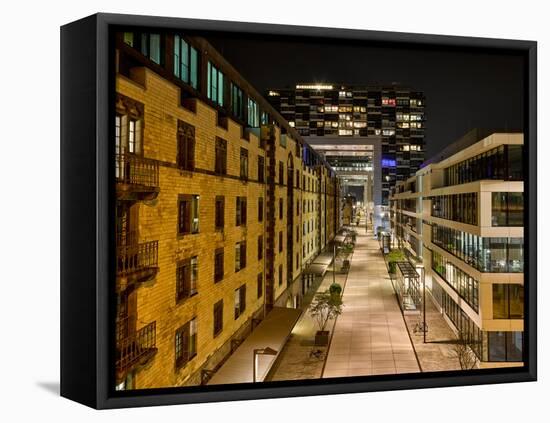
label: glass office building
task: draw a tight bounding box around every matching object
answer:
[389,130,524,367]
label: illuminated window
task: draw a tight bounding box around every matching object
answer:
[234,284,246,318]
[175,318,197,368]
[139,33,162,65]
[247,98,259,127]
[174,36,198,89]
[123,32,134,46]
[207,61,224,106]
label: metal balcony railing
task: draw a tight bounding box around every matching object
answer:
[116,239,159,277]
[116,153,159,189]
[116,318,157,376]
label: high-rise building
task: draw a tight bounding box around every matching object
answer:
[267,84,425,230]
[390,130,524,367]
[114,31,340,390]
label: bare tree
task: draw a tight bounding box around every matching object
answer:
[451,331,479,370]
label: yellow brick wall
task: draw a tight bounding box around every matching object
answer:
[116,66,340,389]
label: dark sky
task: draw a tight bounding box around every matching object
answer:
[204,32,524,159]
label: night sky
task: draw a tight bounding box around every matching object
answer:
[204,31,525,160]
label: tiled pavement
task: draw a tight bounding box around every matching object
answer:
[323,226,420,378]
[267,271,348,381]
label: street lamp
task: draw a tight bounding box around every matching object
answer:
[252,347,278,383]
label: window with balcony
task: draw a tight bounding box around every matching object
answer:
[175,318,197,368]
[178,195,199,235]
[176,256,198,302]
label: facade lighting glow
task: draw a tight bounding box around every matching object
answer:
[295,84,333,90]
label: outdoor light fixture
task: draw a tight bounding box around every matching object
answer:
[295,84,333,90]
[252,347,278,383]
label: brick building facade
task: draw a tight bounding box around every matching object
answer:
[114,31,339,390]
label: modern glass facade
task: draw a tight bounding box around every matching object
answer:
[431,225,523,273]
[492,284,524,319]
[432,250,479,312]
[486,331,523,362]
[431,193,477,225]
[440,289,482,358]
[492,192,523,226]
[443,144,523,187]
[439,289,523,362]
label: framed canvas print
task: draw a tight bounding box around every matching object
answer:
[60,13,537,409]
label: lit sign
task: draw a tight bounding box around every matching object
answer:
[268,91,280,96]
[381,159,396,167]
[296,84,334,90]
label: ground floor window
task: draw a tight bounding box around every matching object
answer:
[487,331,523,362]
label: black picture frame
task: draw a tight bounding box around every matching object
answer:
[60,12,537,409]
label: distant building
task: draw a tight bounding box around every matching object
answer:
[267,84,425,230]
[390,130,524,366]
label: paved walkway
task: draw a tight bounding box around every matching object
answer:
[267,268,348,381]
[323,225,420,378]
[403,294,462,372]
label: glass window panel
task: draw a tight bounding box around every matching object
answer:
[508,192,524,226]
[492,192,508,226]
[488,331,506,361]
[507,332,523,361]
[508,145,523,180]
[492,284,508,319]
[217,71,224,106]
[509,284,524,319]
[508,238,524,272]
[173,36,180,77]
[149,34,161,64]
[190,47,198,89]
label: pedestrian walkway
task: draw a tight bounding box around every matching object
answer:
[403,294,462,372]
[323,224,420,378]
[267,268,348,381]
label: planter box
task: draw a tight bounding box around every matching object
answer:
[315,330,330,346]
